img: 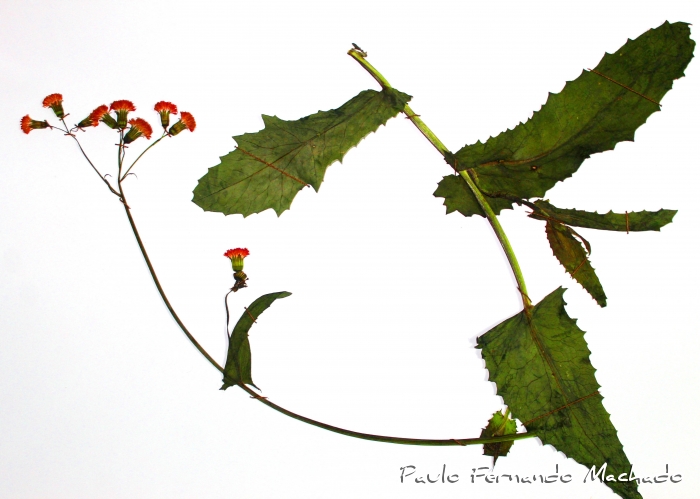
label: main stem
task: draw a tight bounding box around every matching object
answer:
[349,49,531,308]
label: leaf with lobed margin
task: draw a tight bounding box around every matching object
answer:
[433,174,513,218]
[531,200,676,232]
[477,288,640,499]
[480,409,518,466]
[545,220,606,307]
[193,88,411,217]
[437,22,694,217]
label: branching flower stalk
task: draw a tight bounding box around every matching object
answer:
[23,94,535,449]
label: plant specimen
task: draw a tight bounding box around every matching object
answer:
[22,21,694,499]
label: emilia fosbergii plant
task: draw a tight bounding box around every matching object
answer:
[21,21,694,499]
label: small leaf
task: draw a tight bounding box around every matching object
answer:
[451,22,694,205]
[532,200,677,232]
[546,220,606,307]
[433,174,513,218]
[477,288,640,499]
[480,410,517,466]
[193,88,411,217]
[221,291,291,390]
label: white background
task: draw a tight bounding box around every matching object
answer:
[1,1,699,498]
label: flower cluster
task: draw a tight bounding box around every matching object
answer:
[21,94,196,144]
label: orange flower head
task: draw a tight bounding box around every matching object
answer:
[77,104,110,128]
[224,248,249,272]
[21,115,50,134]
[154,101,178,128]
[109,99,136,112]
[123,118,154,144]
[169,111,196,136]
[109,99,136,128]
[42,93,65,118]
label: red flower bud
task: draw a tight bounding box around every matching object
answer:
[154,101,178,129]
[123,118,153,144]
[42,93,65,118]
[169,111,196,136]
[224,248,249,272]
[77,105,110,128]
[20,115,50,134]
[109,100,136,128]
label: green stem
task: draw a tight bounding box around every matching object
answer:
[348,51,450,158]
[61,118,121,198]
[120,132,167,181]
[117,183,225,374]
[116,132,224,371]
[236,383,535,447]
[348,48,531,308]
[459,171,530,306]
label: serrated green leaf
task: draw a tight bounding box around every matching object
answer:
[546,220,606,307]
[221,291,291,390]
[480,410,517,466]
[193,88,411,217]
[433,174,513,218]
[532,200,677,231]
[452,21,693,204]
[477,288,639,499]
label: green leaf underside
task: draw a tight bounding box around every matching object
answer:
[221,291,291,390]
[477,288,639,499]
[480,410,518,466]
[193,88,411,217]
[442,21,693,216]
[546,221,607,307]
[532,200,677,231]
[433,174,514,218]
